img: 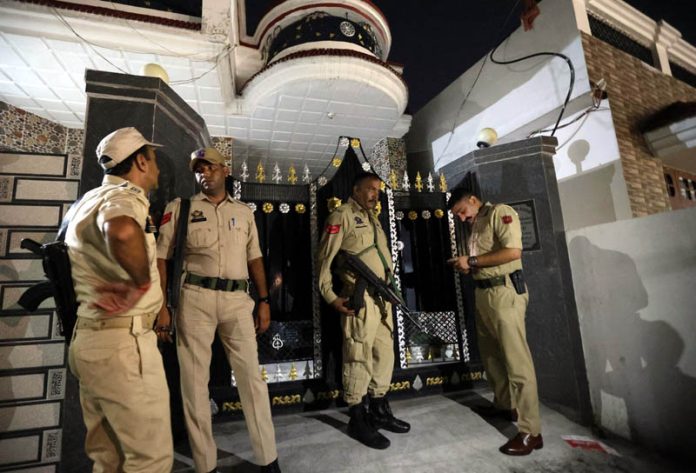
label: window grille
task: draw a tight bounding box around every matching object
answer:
[669,62,696,89]
[588,15,654,67]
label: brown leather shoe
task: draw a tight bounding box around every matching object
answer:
[499,432,543,455]
[472,405,518,422]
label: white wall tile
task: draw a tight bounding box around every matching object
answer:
[0,205,61,227]
[0,343,64,370]
[0,154,66,176]
[15,179,79,201]
[0,314,51,340]
[0,435,40,465]
[0,402,60,432]
[0,373,45,402]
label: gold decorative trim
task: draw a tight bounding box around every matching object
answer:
[316,389,341,400]
[272,394,302,406]
[389,380,411,392]
[426,376,445,386]
[461,371,484,382]
[222,401,243,412]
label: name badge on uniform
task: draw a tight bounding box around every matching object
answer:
[354,216,367,228]
[191,210,207,223]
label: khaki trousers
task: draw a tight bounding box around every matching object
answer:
[475,282,541,435]
[177,285,277,472]
[342,293,394,405]
[68,317,173,473]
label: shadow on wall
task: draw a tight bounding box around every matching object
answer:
[558,161,618,230]
[568,236,696,460]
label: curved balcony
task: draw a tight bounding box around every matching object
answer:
[264,12,382,63]
[233,1,409,178]
[255,0,391,63]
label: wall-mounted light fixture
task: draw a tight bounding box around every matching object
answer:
[476,127,498,148]
[140,63,170,84]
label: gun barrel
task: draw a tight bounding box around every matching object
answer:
[20,238,43,255]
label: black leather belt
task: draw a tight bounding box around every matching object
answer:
[474,275,507,289]
[185,273,248,292]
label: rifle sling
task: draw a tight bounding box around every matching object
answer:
[367,217,407,306]
[168,198,190,310]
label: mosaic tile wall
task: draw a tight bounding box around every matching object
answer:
[0,101,84,472]
[582,33,696,217]
[370,137,407,186]
[0,102,80,156]
[211,136,234,169]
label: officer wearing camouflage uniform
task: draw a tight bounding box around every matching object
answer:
[155,148,280,473]
[447,188,542,456]
[317,172,410,450]
[66,127,173,471]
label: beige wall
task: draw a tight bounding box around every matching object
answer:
[567,206,696,459]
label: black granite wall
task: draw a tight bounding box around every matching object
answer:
[441,137,593,425]
[81,70,210,216]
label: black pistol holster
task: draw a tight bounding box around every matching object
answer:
[509,269,526,295]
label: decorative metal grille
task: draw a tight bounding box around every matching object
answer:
[387,188,408,368]
[588,15,654,67]
[309,181,323,378]
[257,320,314,364]
[403,311,461,367]
[404,311,458,344]
[266,13,381,62]
[447,193,470,362]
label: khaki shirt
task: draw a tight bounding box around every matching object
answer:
[317,197,393,304]
[156,193,262,280]
[65,175,162,319]
[468,202,523,279]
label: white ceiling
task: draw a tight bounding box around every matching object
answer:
[0,2,410,177]
[0,30,226,130]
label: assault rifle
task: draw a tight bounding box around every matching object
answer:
[339,251,444,345]
[18,238,78,341]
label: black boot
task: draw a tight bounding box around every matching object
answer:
[369,396,411,433]
[348,399,391,449]
[260,458,281,472]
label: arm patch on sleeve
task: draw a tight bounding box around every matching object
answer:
[325,224,341,234]
[160,212,172,226]
[502,215,513,224]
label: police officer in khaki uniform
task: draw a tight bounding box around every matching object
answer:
[317,172,410,450]
[447,188,542,455]
[155,148,281,473]
[66,127,173,471]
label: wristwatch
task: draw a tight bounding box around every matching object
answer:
[258,296,270,304]
[467,256,478,268]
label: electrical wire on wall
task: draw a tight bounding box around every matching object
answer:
[488,39,575,137]
[51,6,231,85]
[431,0,523,170]
[431,0,577,169]
[528,79,609,149]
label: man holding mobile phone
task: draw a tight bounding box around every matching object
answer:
[447,187,541,456]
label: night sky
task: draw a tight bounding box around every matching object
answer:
[370,0,696,113]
